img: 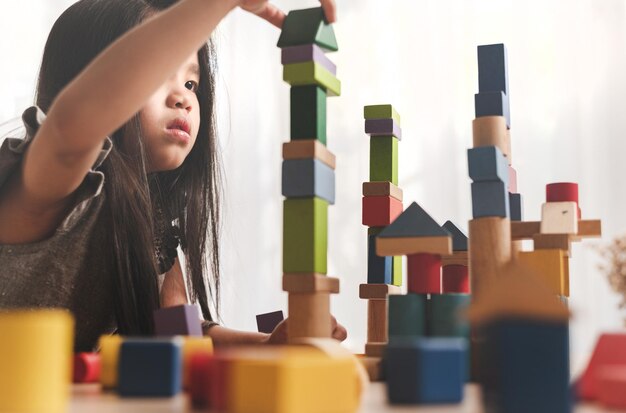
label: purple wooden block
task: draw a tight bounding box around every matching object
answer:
[154,304,203,337]
[365,118,402,140]
[256,310,284,334]
[281,44,337,76]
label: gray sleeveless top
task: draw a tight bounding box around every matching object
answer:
[0,106,116,351]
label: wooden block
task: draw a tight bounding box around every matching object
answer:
[368,300,388,342]
[154,304,203,337]
[468,217,512,296]
[370,136,399,184]
[290,86,326,143]
[118,338,183,397]
[541,202,578,234]
[475,91,510,128]
[277,7,338,51]
[511,221,541,240]
[392,255,403,286]
[281,44,337,74]
[508,166,517,193]
[579,334,626,400]
[365,342,386,357]
[283,139,335,170]
[575,219,602,239]
[442,265,470,293]
[362,196,403,227]
[389,294,427,338]
[442,221,468,251]
[597,366,626,409]
[288,292,332,340]
[546,182,578,203]
[364,104,401,124]
[256,311,284,334]
[467,146,508,183]
[429,294,471,338]
[283,273,340,293]
[377,236,452,256]
[73,353,101,383]
[472,116,511,162]
[367,230,393,284]
[478,43,509,95]
[365,118,402,140]
[533,234,572,257]
[189,352,214,408]
[283,62,341,96]
[509,192,523,221]
[182,337,214,392]
[359,283,402,299]
[282,158,335,204]
[99,334,123,389]
[407,253,442,294]
[442,251,469,266]
[471,181,510,218]
[283,197,328,273]
[518,249,568,296]
[363,181,403,201]
[357,356,384,382]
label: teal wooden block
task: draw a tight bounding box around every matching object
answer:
[291,86,327,143]
[429,294,471,338]
[389,294,427,338]
[277,8,338,52]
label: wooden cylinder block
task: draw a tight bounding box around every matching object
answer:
[511,240,524,257]
[442,265,470,293]
[367,299,388,343]
[407,253,442,294]
[288,292,332,342]
[472,116,511,164]
[469,217,512,298]
[546,182,581,218]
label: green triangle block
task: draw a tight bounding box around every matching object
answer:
[277,8,338,52]
[379,202,451,239]
[442,221,468,251]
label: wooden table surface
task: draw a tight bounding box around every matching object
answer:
[69,383,610,412]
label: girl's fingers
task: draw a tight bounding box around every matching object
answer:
[320,0,337,23]
[332,324,348,341]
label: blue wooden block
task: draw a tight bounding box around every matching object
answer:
[467,146,509,183]
[385,337,466,404]
[282,158,335,204]
[388,294,427,338]
[481,319,570,413]
[509,192,524,221]
[118,339,183,397]
[475,91,510,128]
[471,181,510,218]
[367,232,392,284]
[154,304,203,337]
[478,44,509,95]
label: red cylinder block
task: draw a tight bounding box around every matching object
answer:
[407,253,442,294]
[73,352,101,383]
[189,352,215,408]
[547,182,581,218]
[442,265,470,293]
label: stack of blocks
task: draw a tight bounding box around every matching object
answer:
[359,104,403,366]
[278,7,341,341]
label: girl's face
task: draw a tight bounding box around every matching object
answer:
[140,52,201,172]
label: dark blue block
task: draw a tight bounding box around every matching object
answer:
[471,181,510,218]
[282,158,335,204]
[467,146,509,183]
[478,44,509,95]
[509,192,524,221]
[256,310,284,333]
[118,339,183,397]
[368,232,392,284]
[481,319,570,413]
[385,337,466,404]
[475,91,510,128]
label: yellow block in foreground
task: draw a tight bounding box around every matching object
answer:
[182,336,213,389]
[518,249,569,296]
[99,334,123,389]
[0,310,74,413]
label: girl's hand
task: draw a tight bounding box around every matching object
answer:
[239,0,336,29]
[265,316,347,344]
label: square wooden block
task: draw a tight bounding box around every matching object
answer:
[541,202,578,235]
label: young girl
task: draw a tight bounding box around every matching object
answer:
[0,0,345,352]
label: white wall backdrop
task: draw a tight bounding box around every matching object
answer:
[2,0,626,372]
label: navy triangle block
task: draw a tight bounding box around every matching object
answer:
[442,221,468,251]
[379,202,451,238]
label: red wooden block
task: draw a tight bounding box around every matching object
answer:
[211,354,232,411]
[407,253,442,294]
[508,166,517,193]
[547,182,581,219]
[597,366,626,409]
[579,333,626,400]
[362,196,403,227]
[442,265,470,293]
[189,352,215,408]
[73,352,101,383]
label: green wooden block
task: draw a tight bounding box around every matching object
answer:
[283,197,328,273]
[364,104,401,124]
[277,7,338,52]
[388,294,427,338]
[284,62,341,97]
[370,136,398,185]
[429,294,471,338]
[392,255,402,286]
[291,86,326,143]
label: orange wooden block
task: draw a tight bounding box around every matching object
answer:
[283,273,340,293]
[367,300,388,343]
[365,342,386,357]
[518,249,569,296]
[357,355,384,382]
[282,140,336,170]
[362,182,403,202]
[362,196,403,227]
[376,236,451,256]
[359,283,401,300]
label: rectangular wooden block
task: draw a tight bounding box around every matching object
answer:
[467,146,509,183]
[368,299,388,342]
[283,197,328,274]
[288,292,332,340]
[281,44,337,75]
[541,202,578,234]
[364,104,401,124]
[377,236,452,256]
[276,7,338,51]
[282,139,335,170]
[472,116,511,163]
[99,335,123,389]
[282,158,335,204]
[370,136,399,184]
[365,119,402,140]
[442,251,469,266]
[392,255,402,286]
[154,304,203,337]
[468,217,512,296]
[359,283,402,300]
[283,273,340,293]
[290,85,327,143]
[471,181,510,218]
[357,356,384,382]
[283,61,341,96]
[533,234,572,257]
[388,294,427,338]
[362,196,403,227]
[475,91,510,128]
[362,181,403,201]
[367,231,392,284]
[478,43,509,95]
[509,192,523,222]
[518,249,568,296]
[365,342,386,357]
[508,166,517,193]
[256,311,284,334]
[429,294,471,338]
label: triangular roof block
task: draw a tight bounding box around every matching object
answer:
[277,8,338,52]
[442,221,468,251]
[379,202,450,238]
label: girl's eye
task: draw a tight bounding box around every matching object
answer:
[185,80,199,93]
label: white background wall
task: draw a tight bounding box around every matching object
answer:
[2,0,625,373]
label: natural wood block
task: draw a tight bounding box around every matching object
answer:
[469,217,512,296]
[288,292,332,340]
[472,116,511,163]
[357,356,384,382]
[518,249,568,296]
[511,240,524,257]
[533,234,572,257]
[283,273,340,293]
[365,342,386,357]
[290,86,327,143]
[377,236,452,256]
[283,62,341,96]
[407,253,442,294]
[575,220,602,239]
[362,181,403,201]
[283,140,336,170]
[277,7,338,51]
[442,251,469,266]
[541,202,578,234]
[359,283,401,300]
[362,196,403,227]
[364,104,401,124]
[513,219,601,240]
[367,300,388,343]
[283,197,328,274]
[370,136,399,185]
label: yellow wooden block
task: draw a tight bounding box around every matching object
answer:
[99,334,123,389]
[227,347,360,413]
[518,249,568,296]
[0,310,73,413]
[183,336,214,389]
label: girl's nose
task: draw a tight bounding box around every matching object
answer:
[167,91,192,112]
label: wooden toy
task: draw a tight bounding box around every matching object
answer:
[508,166,517,192]
[367,230,393,284]
[290,86,327,143]
[518,249,569,296]
[368,299,388,342]
[277,7,338,52]
[392,255,402,286]
[468,217,512,296]
[182,337,214,390]
[288,292,332,340]
[283,62,341,96]
[357,355,384,382]
[0,310,73,413]
[511,219,601,240]
[283,197,328,274]
[597,366,626,409]
[533,233,572,256]
[99,334,123,389]
[540,201,578,234]
[509,192,523,221]
[359,283,402,299]
[282,158,335,204]
[442,221,468,251]
[283,273,340,293]
[547,182,578,204]
[362,196,403,227]
[370,136,399,184]
[365,118,402,140]
[283,139,336,169]
[407,253,442,294]
[442,265,470,293]
[365,342,386,357]
[189,352,215,408]
[471,181,510,218]
[73,352,101,383]
[467,146,509,183]
[475,91,510,128]
[385,337,466,404]
[364,104,401,124]
[388,294,427,337]
[429,294,471,338]
[118,338,183,397]
[472,116,511,163]
[578,333,626,400]
[477,43,509,95]
[281,44,337,74]
[154,304,203,337]
[442,251,469,266]
[256,311,285,334]
[362,181,403,201]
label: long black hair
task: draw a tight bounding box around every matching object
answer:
[36,0,222,335]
